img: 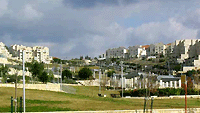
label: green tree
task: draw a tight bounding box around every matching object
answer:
[0,64,10,83]
[80,56,83,60]
[53,57,61,63]
[78,67,92,79]
[38,71,48,83]
[107,70,115,77]
[62,69,72,79]
[116,61,120,65]
[48,70,54,82]
[173,64,181,72]
[28,60,44,82]
[186,69,196,77]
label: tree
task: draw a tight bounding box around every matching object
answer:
[28,60,44,82]
[107,70,115,77]
[174,64,181,72]
[0,64,10,83]
[53,57,61,63]
[186,70,196,77]
[38,71,48,83]
[94,57,98,60]
[116,61,120,65]
[48,70,54,83]
[80,56,83,60]
[62,69,72,79]
[78,67,92,79]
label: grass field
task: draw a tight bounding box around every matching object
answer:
[0,86,200,112]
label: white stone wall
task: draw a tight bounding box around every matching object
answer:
[0,83,61,92]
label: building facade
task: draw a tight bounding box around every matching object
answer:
[9,44,52,64]
[106,47,128,59]
[0,42,12,58]
[128,45,147,58]
[154,42,166,55]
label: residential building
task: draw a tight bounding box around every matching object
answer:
[106,47,128,59]
[146,44,155,56]
[165,42,175,56]
[32,46,52,64]
[0,42,12,58]
[9,44,52,64]
[154,42,166,55]
[128,45,146,58]
[173,39,197,62]
[128,45,140,58]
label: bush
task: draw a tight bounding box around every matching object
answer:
[159,59,165,62]
[63,79,77,84]
[78,67,93,79]
[120,88,200,97]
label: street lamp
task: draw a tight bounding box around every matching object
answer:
[60,62,62,91]
[22,50,25,113]
[121,61,123,98]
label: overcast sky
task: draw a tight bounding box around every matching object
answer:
[1,0,200,59]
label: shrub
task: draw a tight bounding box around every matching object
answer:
[63,79,77,84]
[119,88,200,97]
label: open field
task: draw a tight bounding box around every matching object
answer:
[0,86,200,112]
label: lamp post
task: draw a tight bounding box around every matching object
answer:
[99,69,101,94]
[22,50,25,113]
[121,61,123,98]
[60,62,62,91]
[15,71,17,113]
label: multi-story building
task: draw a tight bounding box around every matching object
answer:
[165,42,175,56]
[128,45,140,58]
[106,47,128,59]
[128,45,147,58]
[32,46,52,63]
[0,42,12,58]
[154,42,166,55]
[173,39,197,62]
[9,44,52,64]
[146,44,155,56]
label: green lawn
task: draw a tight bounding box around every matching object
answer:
[0,87,200,112]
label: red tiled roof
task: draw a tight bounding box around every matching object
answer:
[142,45,150,49]
[167,43,171,45]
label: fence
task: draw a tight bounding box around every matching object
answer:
[110,77,183,89]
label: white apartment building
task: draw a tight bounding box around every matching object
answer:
[146,44,155,56]
[106,47,128,58]
[173,39,197,62]
[32,46,52,64]
[0,42,12,58]
[154,42,166,55]
[128,45,146,58]
[9,44,52,64]
[165,42,175,55]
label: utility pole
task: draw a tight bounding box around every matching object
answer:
[121,61,123,98]
[60,62,62,91]
[15,71,17,113]
[22,50,25,113]
[113,73,116,90]
[99,69,101,94]
[168,61,170,75]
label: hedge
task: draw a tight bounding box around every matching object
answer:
[119,88,199,97]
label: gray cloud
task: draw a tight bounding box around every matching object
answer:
[0,0,200,59]
[63,0,139,8]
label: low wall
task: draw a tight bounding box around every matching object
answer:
[76,79,110,86]
[0,83,61,92]
[28,108,200,113]
[124,95,200,99]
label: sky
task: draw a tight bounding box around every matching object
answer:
[1,0,200,59]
